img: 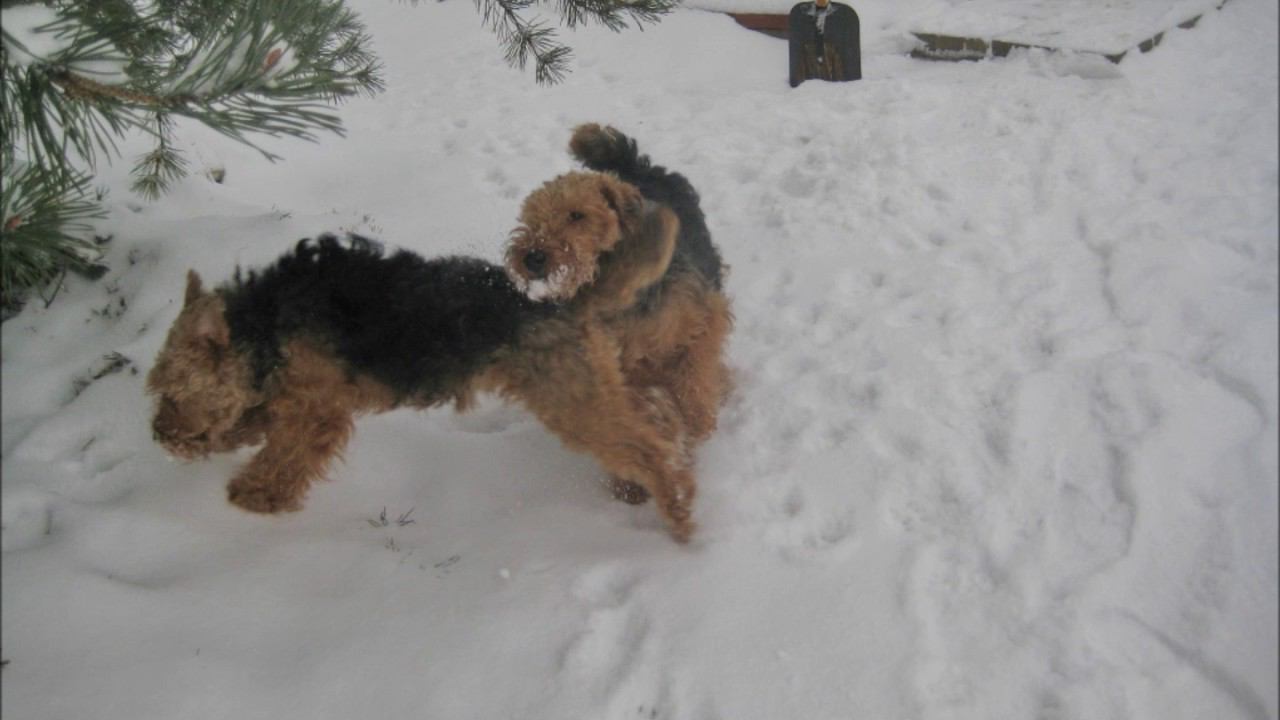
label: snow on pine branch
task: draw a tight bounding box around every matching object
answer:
[0,0,383,305]
[2,0,383,192]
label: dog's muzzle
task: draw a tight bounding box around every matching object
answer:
[151,399,212,456]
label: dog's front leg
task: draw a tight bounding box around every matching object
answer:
[226,342,358,514]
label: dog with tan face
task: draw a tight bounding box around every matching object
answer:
[148,236,549,513]
[505,171,647,301]
[490,124,733,541]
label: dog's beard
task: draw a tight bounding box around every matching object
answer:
[524,264,571,301]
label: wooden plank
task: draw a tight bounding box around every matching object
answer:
[730,12,790,39]
[730,0,1231,63]
[910,0,1231,63]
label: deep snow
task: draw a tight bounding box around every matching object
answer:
[2,1,1276,718]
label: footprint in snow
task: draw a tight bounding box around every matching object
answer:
[759,485,860,559]
[779,166,819,199]
[9,411,141,505]
[481,166,521,200]
[925,183,952,203]
[571,562,639,608]
[0,491,54,552]
[557,564,653,707]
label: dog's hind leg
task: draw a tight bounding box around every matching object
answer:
[667,290,734,443]
[499,329,697,542]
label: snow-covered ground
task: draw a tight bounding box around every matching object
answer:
[2,1,1276,718]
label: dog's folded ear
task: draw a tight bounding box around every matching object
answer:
[631,201,679,274]
[578,201,678,314]
[598,175,644,235]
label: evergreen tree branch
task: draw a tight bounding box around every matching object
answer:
[471,0,570,85]
[422,0,673,85]
[0,0,384,309]
[130,112,188,201]
[556,0,675,32]
[4,0,384,172]
[0,161,106,308]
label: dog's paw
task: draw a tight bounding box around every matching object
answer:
[667,516,696,544]
[608,476,651,505]
[227,479,303,514]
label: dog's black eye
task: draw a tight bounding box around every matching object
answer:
[569,210,585,222]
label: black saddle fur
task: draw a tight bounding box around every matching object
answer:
[220,235,552,401]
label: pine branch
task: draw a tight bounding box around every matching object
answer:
[130,112,188,201]
[491,2,573,85]
[437,0,674,85]
[2,25,132,184]
[556,0,676,32]
[0,0,384,309]
[0,161,106,308]
[3,0,384,176]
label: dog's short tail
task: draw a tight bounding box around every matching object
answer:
[567,122,706,235]
[569,123,652,178]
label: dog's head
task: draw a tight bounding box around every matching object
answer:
[505,171,644,301]
[147,270,263,459]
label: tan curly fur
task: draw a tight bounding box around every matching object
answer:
[492,148,733,542]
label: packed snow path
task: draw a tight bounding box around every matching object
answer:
[2,1,1276,718]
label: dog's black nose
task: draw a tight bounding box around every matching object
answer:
[523,249,548,277]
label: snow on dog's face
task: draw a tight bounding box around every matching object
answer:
[147,271,265,459]
[505,171,643,302]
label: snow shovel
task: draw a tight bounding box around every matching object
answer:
[788,0,861,87]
